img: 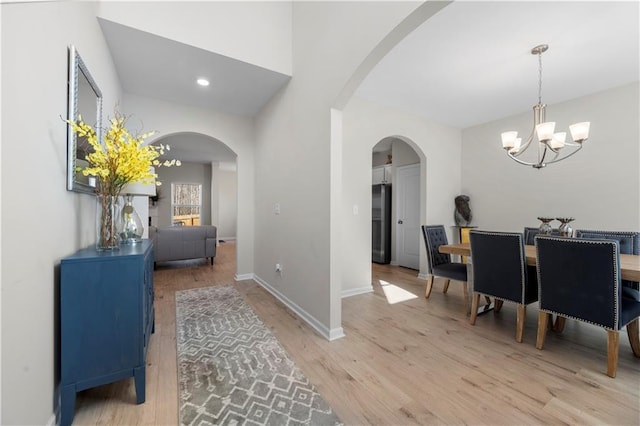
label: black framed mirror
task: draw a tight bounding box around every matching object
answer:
[67,45,102,194]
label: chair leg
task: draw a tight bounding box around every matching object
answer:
[484,296,492,305]
[442,279,450,294]
[536,312,550,350]
[461,281,469,312]
[494,299,504,313]
[469,293,481,325]
[425,275,435,298]
[554,316,566,333]
[516,304,525,343]
[607,330,619,378]
[626,319,640,357]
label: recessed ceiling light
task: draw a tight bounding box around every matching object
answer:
[196,78,210,87]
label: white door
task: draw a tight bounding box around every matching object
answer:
[396,164,420,269]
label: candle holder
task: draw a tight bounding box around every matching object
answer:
[556,217,575,237]
[537,217,555,235]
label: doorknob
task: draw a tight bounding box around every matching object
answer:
[398,220,403,224]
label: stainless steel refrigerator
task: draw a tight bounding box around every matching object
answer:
[372,184,392,264]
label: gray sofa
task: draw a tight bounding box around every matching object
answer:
[149,225,217,265]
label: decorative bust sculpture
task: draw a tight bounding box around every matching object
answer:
[454,195,472,226]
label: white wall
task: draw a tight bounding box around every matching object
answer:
[342,97,462,295]
[217,167,238,240]
[253,1,424,339]
[97,0,292,75]
[122,93,255,277]
[462,82,640,233]
[1,1,122,424]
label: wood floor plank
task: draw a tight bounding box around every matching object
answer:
[71,242,640,425]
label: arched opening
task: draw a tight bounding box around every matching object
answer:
[371,137,422,270]
[149,131,239,266]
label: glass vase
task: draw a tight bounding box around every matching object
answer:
[96,194,120,251]
[557,217,575,237]
[537,217,554,235]
[118,194,144,244]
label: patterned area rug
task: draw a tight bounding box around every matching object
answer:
[176,285,342,426]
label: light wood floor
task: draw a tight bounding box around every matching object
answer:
[73,242,640,425]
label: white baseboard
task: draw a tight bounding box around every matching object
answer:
[417,272,428,280]
[218,236,236,242]
[235,273,255,281]
[253,275,342,341]
[341,285,373,298]
[390,260,399,266]
[46,413,56,426]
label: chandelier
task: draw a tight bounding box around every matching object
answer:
[501,44,590,169]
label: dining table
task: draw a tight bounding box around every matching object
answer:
[439,242,640,282]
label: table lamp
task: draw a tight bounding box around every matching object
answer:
[118,177,156,244]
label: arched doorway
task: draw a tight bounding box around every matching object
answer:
[371,137,422,270]
[151,131,238,250]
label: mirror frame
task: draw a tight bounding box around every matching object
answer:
[66,45,103,194]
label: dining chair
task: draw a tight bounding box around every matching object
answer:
[421,225,468,310]
[575,229,639,301]
[535,236,640,378]
[524,227,560,245]
[468,231,538,342]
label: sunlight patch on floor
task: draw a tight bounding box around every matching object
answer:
[379,280,418,304]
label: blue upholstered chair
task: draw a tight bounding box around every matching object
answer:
[575,230,639,301]
[421,225,468,310]
[524,227,560,245]
[535,236,640,378]
[468,231,538,342]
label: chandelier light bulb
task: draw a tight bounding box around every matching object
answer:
[196,78,210,87]
[501,131,518,149]
[549,132,566,150]
[536,122,556,142]
[570,122,590,143]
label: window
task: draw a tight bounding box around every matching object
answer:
[171,183,201,226]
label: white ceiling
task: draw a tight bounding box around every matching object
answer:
[357,1,639,128]
[99,1,639,163]
[98,18,291,117]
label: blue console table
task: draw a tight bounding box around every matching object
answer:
[60,240,154,426]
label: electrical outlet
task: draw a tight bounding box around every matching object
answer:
[275,263,282,273]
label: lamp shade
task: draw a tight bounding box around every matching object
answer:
[121,181,156,196]
[121,167,157,196]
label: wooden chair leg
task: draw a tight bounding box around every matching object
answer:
[536,312,549,350]
[469,293,481,325]
[607,330,619,378]
[484,296,492,305]
[516,304,525,343]
[494,299,504,313]
[462,282,469,314]
[626,319,640,357]
[554,316,566,333]
[425,275,435,298]
[442,279,450,294]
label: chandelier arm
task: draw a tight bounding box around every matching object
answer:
[544,144,583,165]
[507,151,541,167]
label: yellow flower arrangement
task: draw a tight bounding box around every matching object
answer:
[67,111,180,196]
[67,111,180,249]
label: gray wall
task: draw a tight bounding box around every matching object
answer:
[461,82,639,232]
[155,162,212,228]
[1,2,123,424]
